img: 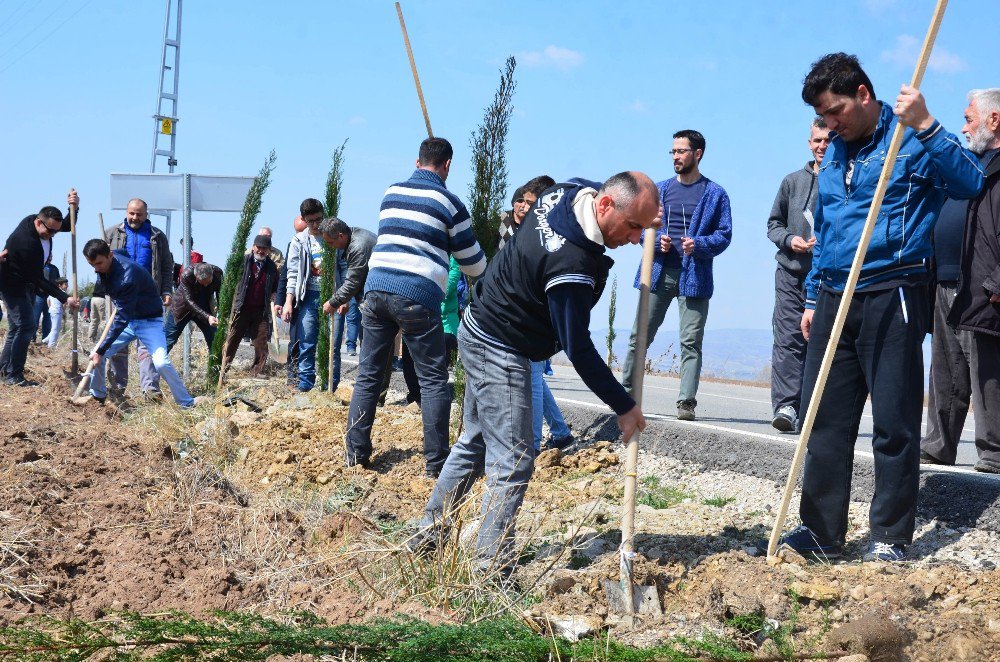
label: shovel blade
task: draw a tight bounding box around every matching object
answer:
[269,339,288,364]
[602,580,662,616]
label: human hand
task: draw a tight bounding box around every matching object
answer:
[163,295,171,307]
[89,352,102,369]
[68,189,79,210]
[895,85,934,131]
[282,304,293,323]
[208,315,219,326]
[681,237,695,256]
[790,236,816,253]
[659,234,672,252]
[336,303,348,316]
[0,248,7,263]
[322,301,334,316]
[65,296,80,311]
[617,405,647,443]
[801,309,815,341]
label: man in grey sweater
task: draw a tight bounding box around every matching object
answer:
[766,117,830,431]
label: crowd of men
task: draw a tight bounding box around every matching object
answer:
[2,50,999,573]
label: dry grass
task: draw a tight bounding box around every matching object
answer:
[0,522,45,603]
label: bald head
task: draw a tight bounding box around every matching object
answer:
[595,171,661,248]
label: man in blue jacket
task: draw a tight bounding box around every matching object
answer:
[621,130,733,421]
[80,239,195,409]
[770,53,983,563]
[410,172,659,577]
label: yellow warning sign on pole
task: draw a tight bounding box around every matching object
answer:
[160,118,173,135]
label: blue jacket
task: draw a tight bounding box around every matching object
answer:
[96,250,166,355]
[634,178,732,298]
[805,101,984,307]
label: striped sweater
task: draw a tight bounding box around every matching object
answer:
[365,168,487,309]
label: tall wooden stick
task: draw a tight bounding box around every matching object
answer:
[328,316,336,392]
[767,0,949,558]
[395,2,433,138]
[68,188,79,374]
[619,228,657,613]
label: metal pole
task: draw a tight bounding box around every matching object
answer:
[767,0,950,558]
[182,173,192,380]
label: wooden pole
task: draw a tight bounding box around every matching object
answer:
[619,227,656,613]
[767,0,949,558]
[328,316,336,392]
[68,189,79,374]
[395,2,433,138]
[71,307,117,401]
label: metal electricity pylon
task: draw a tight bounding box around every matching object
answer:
[149,0,182,240]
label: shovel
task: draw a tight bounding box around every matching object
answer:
[69,307,117,404]
[268,304,289,364]
[602,227,662,617]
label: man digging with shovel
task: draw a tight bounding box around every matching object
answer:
[765,53,983,563]
[75,239,198,409]
[409,172,660,581]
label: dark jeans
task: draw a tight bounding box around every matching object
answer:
[286,305,300,386]
[771,267,808,414]
[971,333,1000,463]
[0,291,37,381]
[345,298,361,352]
[921,283,973,464]
[33,295,51,341]
[346,291,451,474]
[223,307,270,376]
[800,285,929,546]
[164,310,217,353]
[330,295,361,390]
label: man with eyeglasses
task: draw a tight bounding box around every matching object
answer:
[621,129,733,421]
[1,194,81,386]
[766,118,831,432]
[281,198,327,392]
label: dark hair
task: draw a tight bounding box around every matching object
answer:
[300,198,324,217]
[521,175,556,197]
[55,277,68,286]
[812,116,828,129]
[801,52,875,106]
[418,137,453,168]
[83,238,111,260]
[673,129,706,155]
[38,206,64,223]
[510,186,525,206]
[319,217,351,239]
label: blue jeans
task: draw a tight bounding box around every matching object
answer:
[330,306,345,389]
[164,310,217,353]
[346,291,451,474]
[345,298,361,351]
[419,324,534,568]
[90,317,194,407]
[294,290,320,391]
[33,295,51,341]
[0,291,37,381]
[531,360,571,450]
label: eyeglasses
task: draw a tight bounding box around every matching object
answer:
[669,148,696,156]
[303,216,323,225]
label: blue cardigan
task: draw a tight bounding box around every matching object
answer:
[634,178,732,299]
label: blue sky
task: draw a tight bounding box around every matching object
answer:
[0,0,990,332]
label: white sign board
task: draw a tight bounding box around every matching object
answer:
[110,173,254,212]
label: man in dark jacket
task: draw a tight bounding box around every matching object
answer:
[221,234,279,378]
[105,198,174,396]
[0,205,80,386]
[766,118,830,431]
[410,172,658,574]
[319,217,376,391]
[944,88,1000,474]
[165,262,222,352]
[80,239,194,408]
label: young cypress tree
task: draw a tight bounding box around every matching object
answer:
[467,56,516,261]
[607,275,618,368]
[317,140,348,391]
[206,150,277,389]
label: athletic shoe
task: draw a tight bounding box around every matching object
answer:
[974,458,1000,474]
[756,525,843,560]
[863,540,906,562]
[5,377,39,387]
[771,406,796,433]
[677,401,696,421]
[547,435,575,451]
[346,349,357,357]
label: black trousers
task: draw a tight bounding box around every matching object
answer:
[971,333,1000,463]
[771,266,808,414]
[800,285,929,546]
[921,283,973,464]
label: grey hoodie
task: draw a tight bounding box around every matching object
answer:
[766,161,819,275]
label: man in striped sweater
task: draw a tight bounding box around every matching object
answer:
[346,137,487,477]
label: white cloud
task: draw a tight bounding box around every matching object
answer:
[348,115,367,126]
[517,45,583,71]
[628,100,650,113]
[880,34,967,74]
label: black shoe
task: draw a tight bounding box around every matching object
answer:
[547,435,575,451]
[347,456,371,470]
[974,458,1000,474]
[771,406,796,433]
[755,525,843,560]
[5,377,39,387]
[919,450,949,465]
[392,358,404,372]
[677,401,696,421]
[863,540,906,562]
